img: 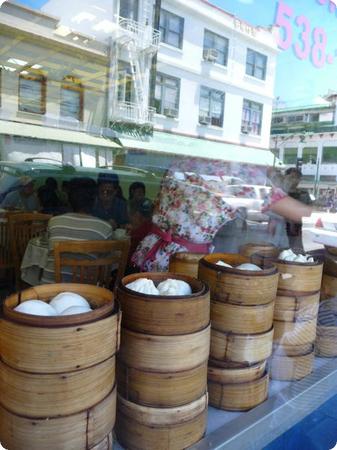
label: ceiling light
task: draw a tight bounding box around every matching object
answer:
[54,25,71,37]
[73,36,79,41]
[2,66,16,72]
[7,58,27,66]
[20,70,29,75]
[31,64,42,69]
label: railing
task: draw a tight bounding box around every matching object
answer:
[111,101,155,124]
[116,17,160,50]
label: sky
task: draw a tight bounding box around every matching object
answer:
[9,0,337,108]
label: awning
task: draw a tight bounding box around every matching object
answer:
[120,131,282,167]
[0,120,121,148]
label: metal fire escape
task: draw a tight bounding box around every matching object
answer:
[109,0,160,126]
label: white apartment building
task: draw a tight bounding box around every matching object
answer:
[271,93,337,196]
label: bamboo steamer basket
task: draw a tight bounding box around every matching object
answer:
[0,286,120,374]
[208,359,266,384]
[119,325,210,373]
[274,291,320,322]
[117,359,207,407]
[0,356,115,417]
[316,326,337,357]
[321,274,337,299]
[0,387,116,450]
[273,318,317,346]
[211,299,274,334]
[118,272,209,335]
[91,432,113,450]
[3,283,114,326]
[115,393,207,450]
[210,328,274,365]
[269,350,314,381]
[169,252,205,278]
[240,243,278,258]
[272,343,313,356]
[198,253,278,305]
[208,372,269,411]
[275,259,323,295]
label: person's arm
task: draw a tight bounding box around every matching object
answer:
[270,195,312,223]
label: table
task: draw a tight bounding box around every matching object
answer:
[20,235,49,285]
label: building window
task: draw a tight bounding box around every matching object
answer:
[302,148,317,164]
[272,116,284,124]
[287,115,304,123]
[18,72,46,114]
[159,9,184,49]
[154,73,180,117]
[60,76,84,121]
[199,86,225,127]
[246,49,267,80]
[322,147,337,163]
[203,30,228,66]
[283,148,298,165]
[119,0,139,21]
[117,62,134,104]
[241,99,263,135]
[307,113,319,122]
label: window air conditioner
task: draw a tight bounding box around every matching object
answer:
[203,48,219,62]
[199,114,211,125]
[241,125,252,134]
[163,107,178,118]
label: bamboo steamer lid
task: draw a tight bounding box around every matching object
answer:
[316,326,337,357]
[0,356,115,418]
[211,299,274,334]
[115,393,207,450]
[169,252,205,278]
[240,243,278,258]
[118,272,209,335]
[208,360,266,384]
[119,325,210,373]
[0,387,116,450]
[3,283,114,327]
[274,291,320,322]
[208,372,269,411]
[117,359,207,407]
[210,327,274,365]
[198,253,278,306]
[269,350,314,381]
[275,259,323,295]
[273,318,317,346]
[321,274,337,299]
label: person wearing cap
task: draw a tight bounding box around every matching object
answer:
[0,176,39,211]
[92,172,129,229]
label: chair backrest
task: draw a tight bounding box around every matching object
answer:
[8,212,52,271]
[53,239,130,288]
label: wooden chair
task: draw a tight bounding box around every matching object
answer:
[8,212,52,288]
[53,239,130,289]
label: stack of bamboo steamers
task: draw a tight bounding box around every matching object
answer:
[116,272,210,450]
[0,284,119,450]
[198,252,278,411]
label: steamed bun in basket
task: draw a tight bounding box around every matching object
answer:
[157,279,192,296]
[50,292,90,314]
[14,300,57,316]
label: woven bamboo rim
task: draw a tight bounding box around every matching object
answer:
[115,394,207,450]
[211,299,274,334]
[0,386,116,450]
[0,310,121,373]
[210,327,274,365]
[321,274,337,299]
[275,259,323,295]
[274,291,320,322]
[169,252,205,278]
[0,356,115,417]
[208,360,266,384]
[199,253,278,306]
[3,283,114,327]
[208,372,269,411]
[118,272,209,335]
[119,325,210,372]
[273,318,317,346]
[316,325,337,357]
[269,350,314,381]
[239,243,278,258]
[272,343,314,356]
[117,358,207,407]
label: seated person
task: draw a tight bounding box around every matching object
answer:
[37,177,62,214]
[129,181,146,202]
[41,177,113,283]
[127,198,153,266]
[92,173,128,229]
[1,176,39,211]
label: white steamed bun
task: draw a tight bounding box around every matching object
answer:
[157,279,192,296]
[61,305,92,315]
[236,263,262,271]
[216,260,232,268]
[14,300,57,316]
[50,292,90,314]
[126,278,160,295]
[278,248,315,264]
